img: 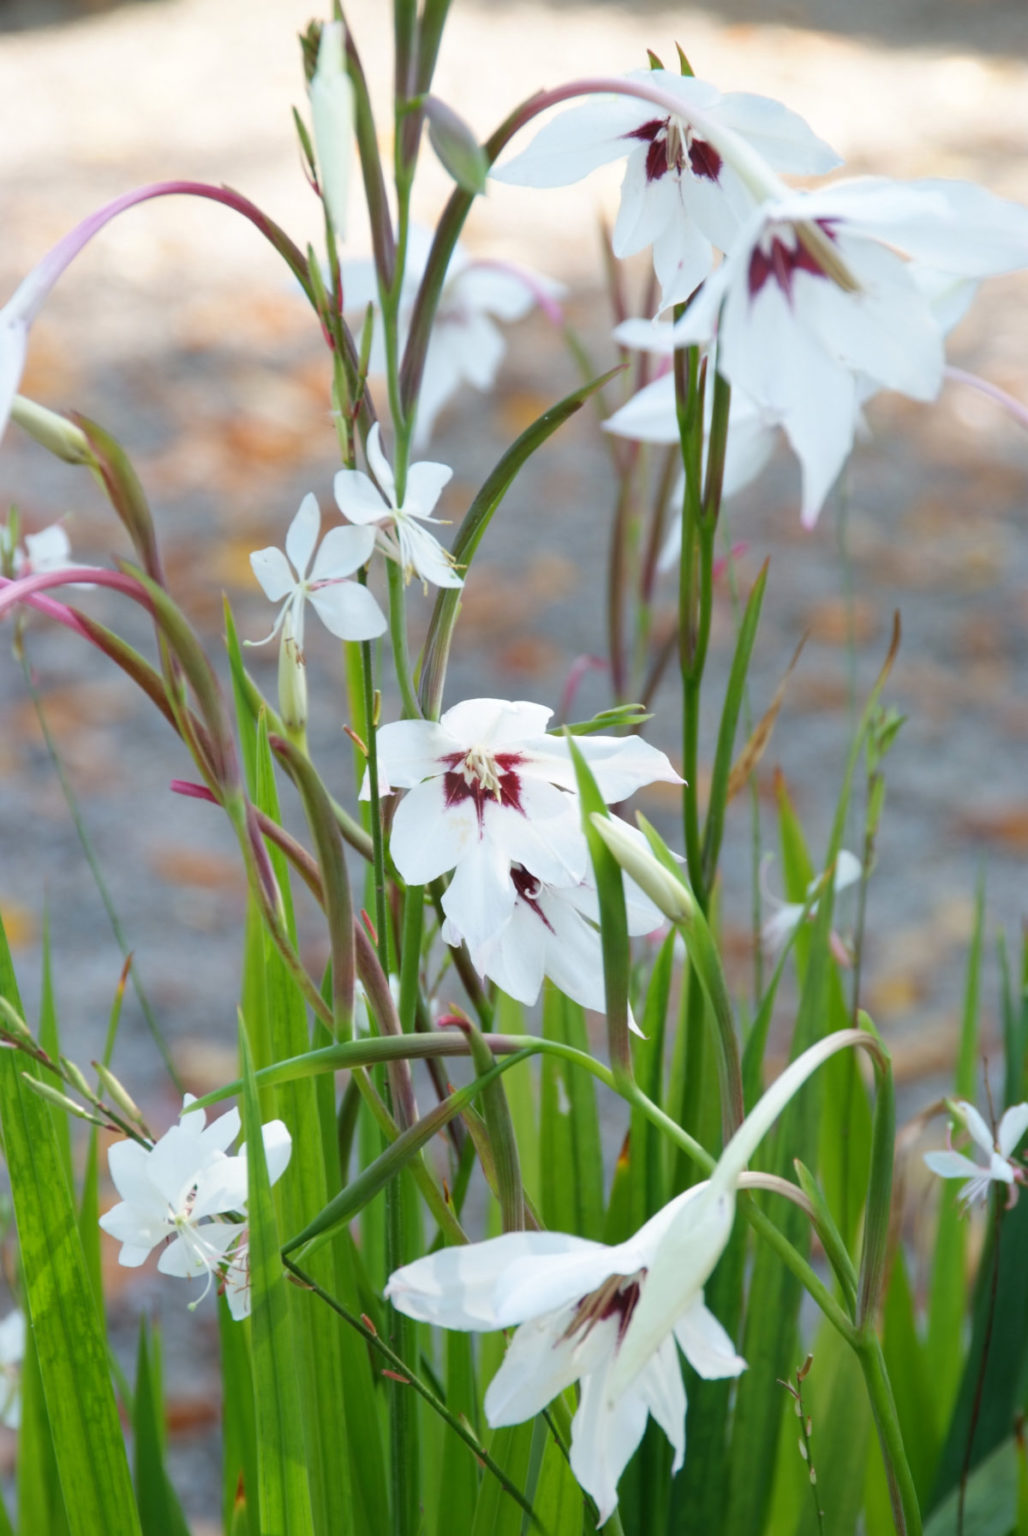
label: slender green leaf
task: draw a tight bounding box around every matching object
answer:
[0,915,140,1536]
[239,1024,316,1536]
[133,1319,191,1536]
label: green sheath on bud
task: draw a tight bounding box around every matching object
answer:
[22,1075,105,1127]
[423,96,489,196]
[590,812,695,926]
[93,1060,144,1124]
[10,396,92,465]
[60,1056,93,1100]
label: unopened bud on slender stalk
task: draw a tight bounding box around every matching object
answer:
[22,1075,105,1127]
[0,998,34,1045]
[277,623,308,740]
[93,1061,144,1125]
[590,812,695,925]
[10,396,91,464]
[309,20,354,243]
[60,1056,93,1100]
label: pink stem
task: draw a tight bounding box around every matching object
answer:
[0,566,151,620]
[462,257,565,326]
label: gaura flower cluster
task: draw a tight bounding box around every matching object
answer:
[497,67,1028,526]
[99,1095,291,1320]
[366,696,681,1015]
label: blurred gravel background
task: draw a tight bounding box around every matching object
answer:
[1,0,1027,1525]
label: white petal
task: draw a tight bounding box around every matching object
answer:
[98,1202,168,1261]
[832,850,863,894]
[250,546,296,603]
[923,1149,987,1182]
[832,177,1028,277]
[535,894,607,1014]
[310,523,376,580]
[485,1310,591,1424]
[716,92,841,175]
[284,493,320,580]
[333,466,391,525]
[634,1334,687,1473]
[255,1120,292,1186]
[612,149,680,261]
[389,778,479,884]
[997,1103,1028,1159]
[308,579,387,640]
[652,215,716,311]
[605,372,677,444]
[470,902,548,1005]
[107,1137,161,1206]
[404,458,453,517]
[385,1231,592,1328]
[397,518,463,589]
[573,733,683,802]
[569,1345,649,1526]
[673,1297,747,1379]
[440,838,517,950]
[955,1101,996,1157]
[441,697,553,747]
[23,523,71,571]
[492,96,651,188]
[0,318,29,442]
[193,1105,242,1156]
[365,422,397,504]
[371,718,455,789]
[452,262,551,322]
[157,1221,240,1278]
[412,332,464,445]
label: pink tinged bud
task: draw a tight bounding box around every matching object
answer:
[170,780,217,803]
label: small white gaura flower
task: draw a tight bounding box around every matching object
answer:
[98,1095,292,1311]
[0,1310,26,1430]
[334,423,461,590]
[249,492,386,646]
[760,849,862,959]
[0,514,72,580]
[925,1100,1028,1210]
[365,697,682,949]
[343,227,563,444]
[386,1030,870,1522]
[310,20,354,243]
[493,70,838,310]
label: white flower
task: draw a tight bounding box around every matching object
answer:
[493,71,838,310]
[310,20,354,243]
[249,492,386,646]
[366,697,682,948]
[386,1030,868,1521]
[925,1100,1028,1210]
[344,227,563,444]
[618,177,1028,524]
[0,1310,26,1430]
[761,849,862,958]
[334,423,461,590]
[99,1095,292,1311]
[443,836,663,1023]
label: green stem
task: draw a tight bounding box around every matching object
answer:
[856,1330,922,1535]
[386,559,422,719]
[360,638,391,970]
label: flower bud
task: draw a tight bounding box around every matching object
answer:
[309,20,354,243]
[277,623,308,736]
[424,96,489,196]
[590,813,695,926]
[9,395,91,464]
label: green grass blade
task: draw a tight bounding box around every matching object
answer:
[239,1024,316,1536]
[219,1295,259,1536]
[133,1319,191,1536]
[540,989,604,1241]
[16,1320,69,1536]
[0,915,141,1536]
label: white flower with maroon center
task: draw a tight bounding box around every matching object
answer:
[386,1030,870,1522]
[925,1099,1028,1210]
[493,70,838,310]
[617,176,1028,523]
[367,698,681,949]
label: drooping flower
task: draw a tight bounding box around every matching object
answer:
[249,492,386,646]
[386,1029,873,1521]
[334,423,461,589]
[924,1100,1028,1210]
[493,70,839,310]
[0,1311,26,1430]
[617,178,1028,523]
[366,697,682,949]
[99,1095,292,1311]
[343,226,563,444]
[761,849,862,959]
